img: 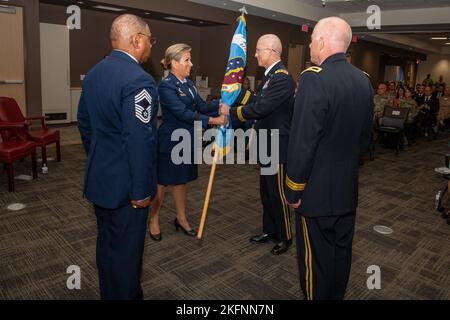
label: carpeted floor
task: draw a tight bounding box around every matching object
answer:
[0,125,449,300]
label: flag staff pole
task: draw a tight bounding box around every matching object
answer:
[197,141,221,240]
[197,7,247,240]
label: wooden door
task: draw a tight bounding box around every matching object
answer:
[0,6,26,115]
[288,44,306,83]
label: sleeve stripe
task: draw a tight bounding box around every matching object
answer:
[286,176,306,191]
[237,106,246,122]
[275,69,289,75]
[241,90,251,105]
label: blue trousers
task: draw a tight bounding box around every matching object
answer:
[295,212,356,300]
[94,204,149,300]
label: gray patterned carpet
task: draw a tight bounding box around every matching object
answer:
[0,125,449,300]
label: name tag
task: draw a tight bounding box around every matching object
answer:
[392,110,400,116]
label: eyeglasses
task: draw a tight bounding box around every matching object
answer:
[138,33,157,45]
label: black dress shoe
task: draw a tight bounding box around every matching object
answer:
[250,233,274,244]
[149,231,162,242]
[271,240,292,255]
[174,218,197,237]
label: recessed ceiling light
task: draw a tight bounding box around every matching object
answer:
[164,16,191,22]
[93,5,125,12]
[446,43,450,45]
[145,12,150,15]
[431,37,447,40]
[199,21,204,24]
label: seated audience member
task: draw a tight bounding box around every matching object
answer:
[435,84,445,99]
[373,83,391,124]
[231,76,255,131]
[401,87,419,144]
[392,86,406,107]
[387,81,396,100]
[416,86,440,139]
[414,83,420,93]
[242,76,252,92]
[438,87,450,132]
[414,85,425,103]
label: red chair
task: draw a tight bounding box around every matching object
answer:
[0,123,38,192]
[0,97,61,165]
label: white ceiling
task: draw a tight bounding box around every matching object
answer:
[188,0,450,54]
[300,0,450,13]
[189,0,450,27]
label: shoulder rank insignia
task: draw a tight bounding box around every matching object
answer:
[275,69,289,75]
[301,66,322,75]
[362,71,370,78]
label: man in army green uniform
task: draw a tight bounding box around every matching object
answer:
[373,83,391,124]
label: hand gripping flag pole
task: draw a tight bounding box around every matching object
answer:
[197,9,248,240]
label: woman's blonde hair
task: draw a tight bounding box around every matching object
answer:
[163,43,192,70]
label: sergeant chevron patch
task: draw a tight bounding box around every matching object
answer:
[135,89,152,124]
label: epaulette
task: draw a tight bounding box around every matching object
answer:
[362,71,370,78]
[301,66,322,75]
[275,69,289,75]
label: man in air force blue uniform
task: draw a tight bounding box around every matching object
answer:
[77,14,158,300]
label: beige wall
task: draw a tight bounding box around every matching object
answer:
[5,0,431,116]
[417,53,450,86]
[39,3,202,87]
[349,40,425,88]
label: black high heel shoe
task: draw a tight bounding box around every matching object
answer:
[174,218,197,237]
[149,231,162,242]
[148,226,162,242]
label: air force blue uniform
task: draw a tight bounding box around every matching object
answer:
[285,53,374,300]
[157,72,219,186]
[77,50,158,300]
